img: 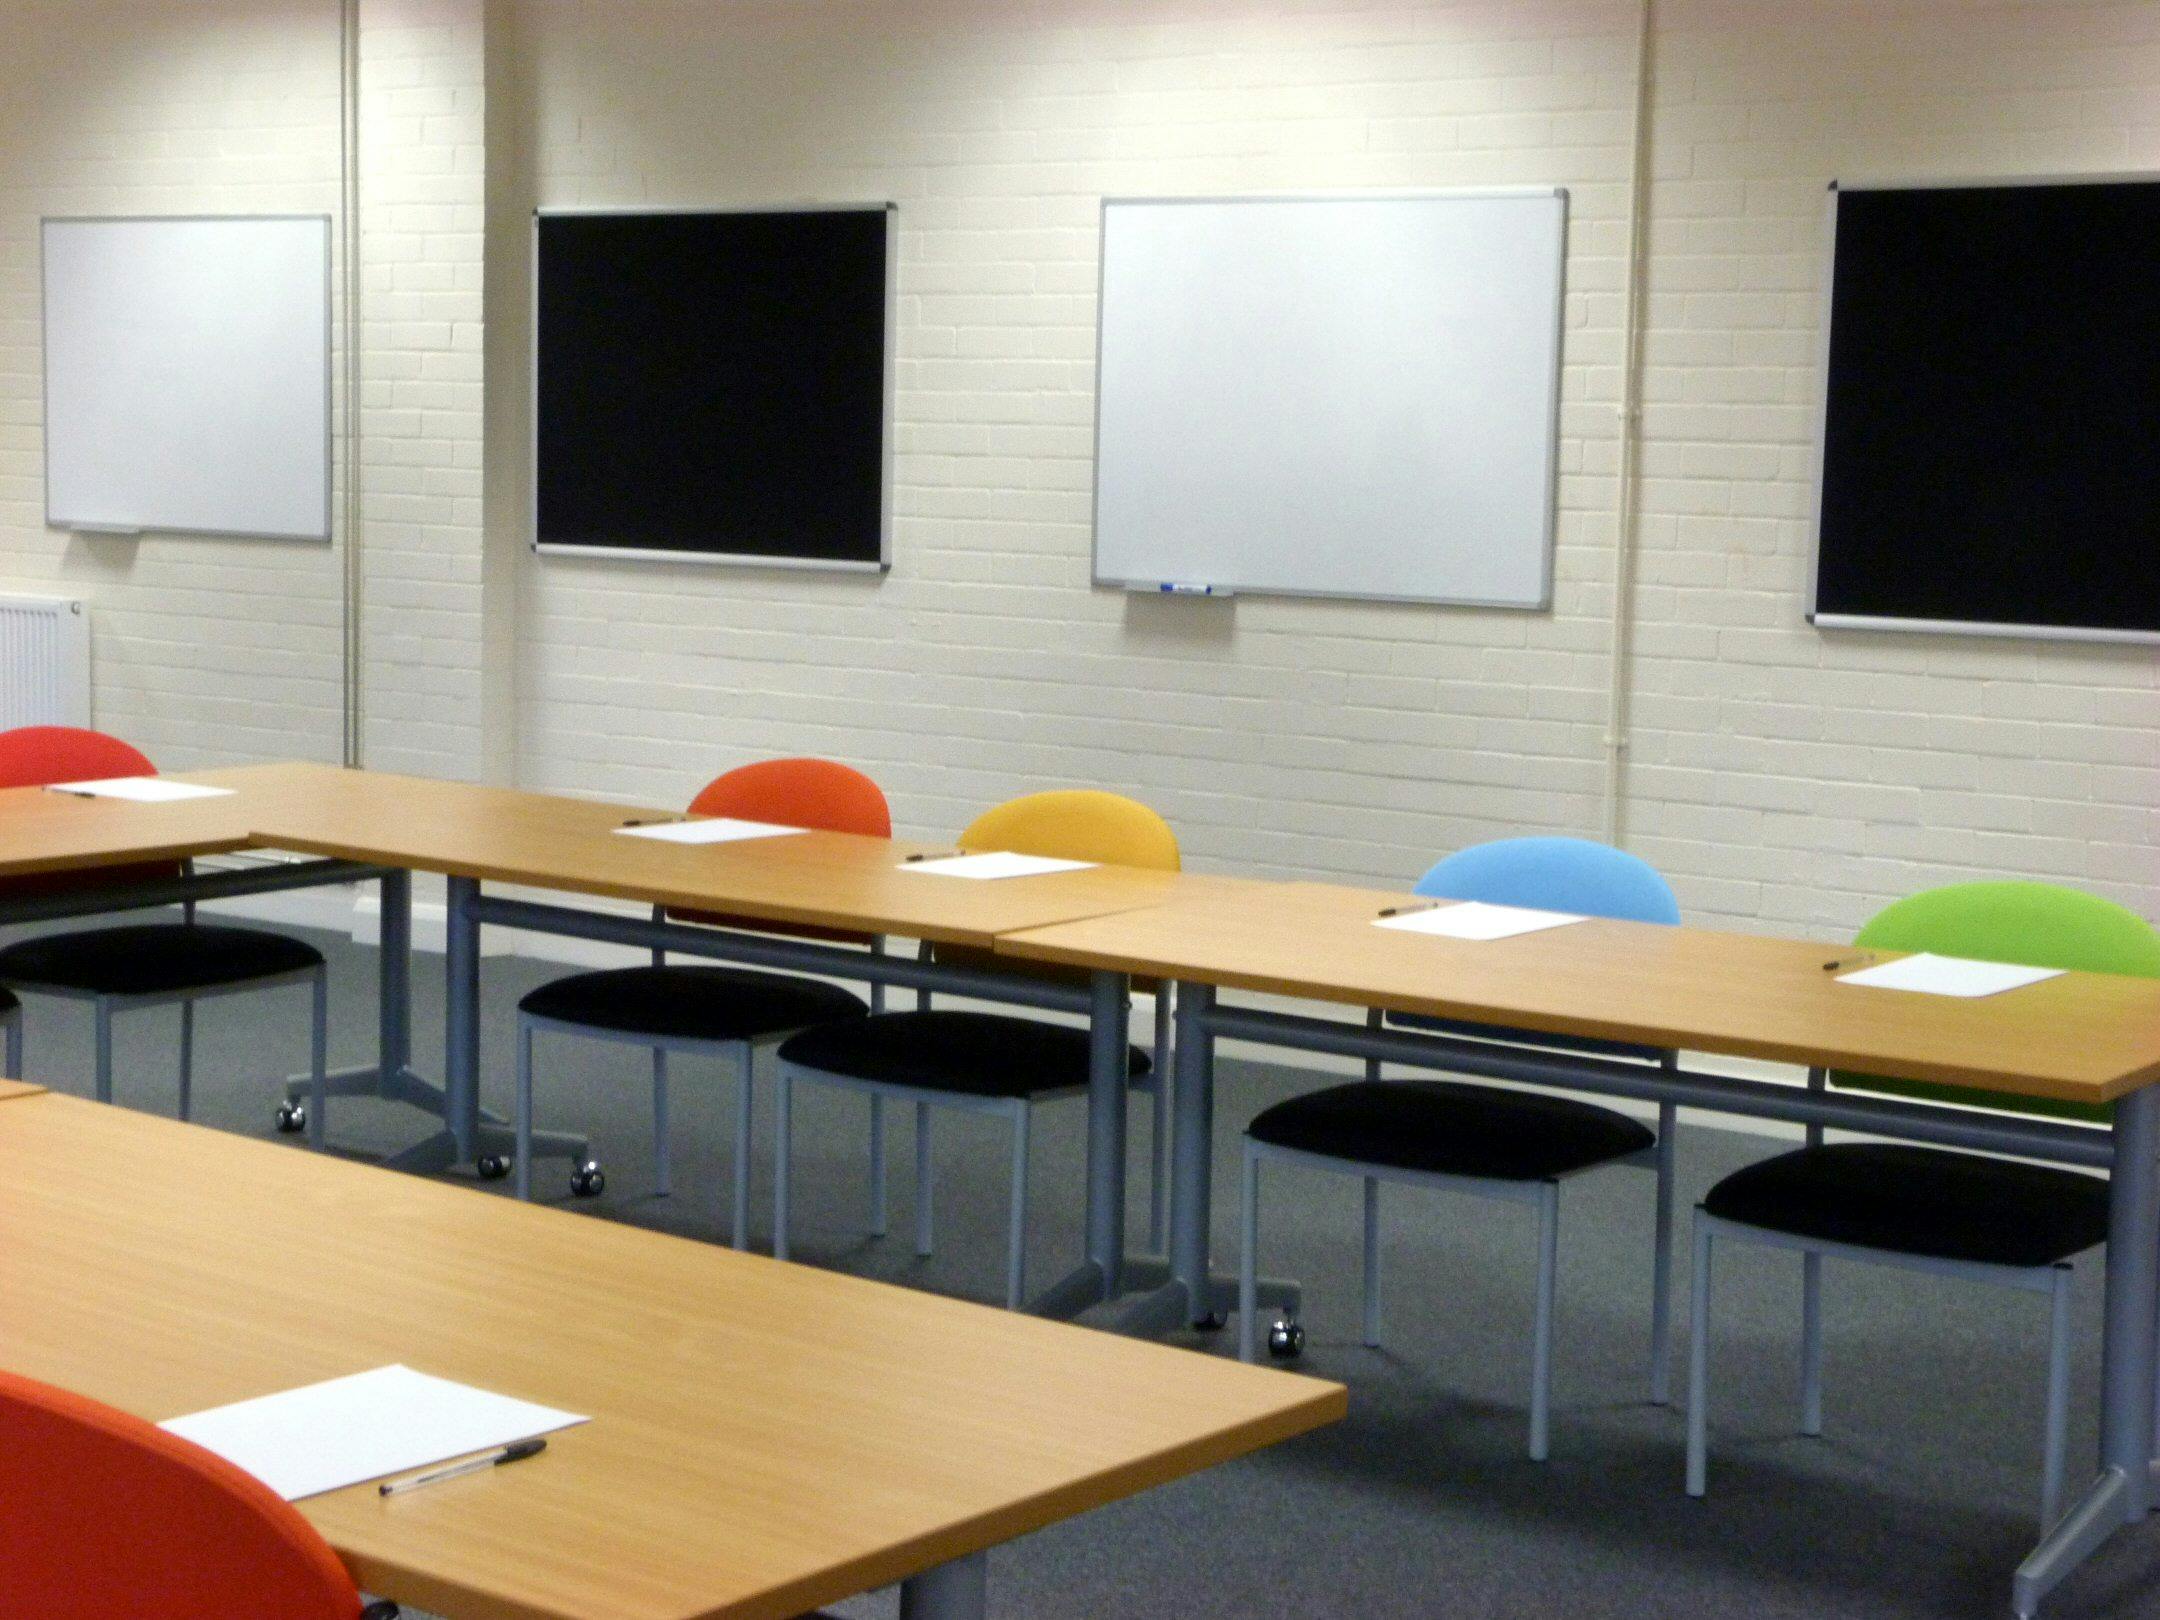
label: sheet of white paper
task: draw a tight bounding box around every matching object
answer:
[612,816,805,845]
[1835,952,2065,999]
[160,1364,587,1501]
[1375,900,1586,941]
[46,776,234,803]
[899,852,1096,881]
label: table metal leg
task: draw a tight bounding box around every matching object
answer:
[2013,1084,2160,1616]
[898,1551,987,1619]
[1113,980,1297,1336]
[1025,970,1129,1317]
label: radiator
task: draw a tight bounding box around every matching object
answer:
[0,595,91,730]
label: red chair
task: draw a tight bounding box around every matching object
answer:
[0,1367,395,1619]
[0,727,328,1125]
[512,759,891,1246]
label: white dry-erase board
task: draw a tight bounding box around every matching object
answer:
[42,215,332,541]
[1092,191,1566,606]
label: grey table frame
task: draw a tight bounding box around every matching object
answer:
[1139,982,2158,1618]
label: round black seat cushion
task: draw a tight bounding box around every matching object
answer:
[0,924,323,997]
[1704,1143,2110,1269]
[777,1010,1151,1101]
[1248,1079,1655,1181]
[520,965,866,1043]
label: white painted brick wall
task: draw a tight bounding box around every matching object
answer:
[0,0,346,768]
[497,0,2160,936]
[359,0,492,780]
[494,0,1644,885]
[1632,0,2160,933]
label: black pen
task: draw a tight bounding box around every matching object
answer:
[1377,901,1441,919]
[379,1437,547,1497]
[1821,952,1876,974]
[903,850,963,863]
[619,816,682,829]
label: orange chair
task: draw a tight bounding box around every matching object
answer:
[0,726,329,1126]
[0,1367,395,1619]
[513,759,891,1245]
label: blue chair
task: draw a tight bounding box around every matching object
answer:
[1238,836,1683,1461]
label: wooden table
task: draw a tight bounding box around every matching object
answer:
[0,1080,44,1102]
[0,1093,1343,1619]
[223,763,1264,1316]
[995,880,2160,1617]
[0,772,417,1142]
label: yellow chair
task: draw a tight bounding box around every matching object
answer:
[772,790,1178,1307]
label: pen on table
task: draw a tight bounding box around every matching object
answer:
[1377,901,1440,919]
[379,1438,547,1497]
[903,850,962,863]
[1821,952,1877,974]
[619,816,682,829]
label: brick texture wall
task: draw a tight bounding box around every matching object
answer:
[6,0,2155,935]
[0,0,346,767]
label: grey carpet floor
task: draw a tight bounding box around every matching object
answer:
[7,919,2158,1619]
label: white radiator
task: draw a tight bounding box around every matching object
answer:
[0,595,91,729]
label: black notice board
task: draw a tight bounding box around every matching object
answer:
[534,207,893,567]
[1812,178,2160,638]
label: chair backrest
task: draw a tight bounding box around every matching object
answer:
[1413,835,1681,924]
[667,758,891,941]
[687,757,891,837]
[959,790,1181,872]
[0,725,157,789]
[1835,880,2160,1123]
[0,1368,361,1620]
[0,726,179,902]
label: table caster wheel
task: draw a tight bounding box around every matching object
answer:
[476,1154,511,1181]
[1267,1318,1306,1360]
[274,1100,307,1135]
[569,1160,606,1197]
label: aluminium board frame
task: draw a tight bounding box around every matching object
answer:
[529,202,896,574]
[1805,172,2160,647]
[41,213,335,544]
[1089,187,1568,609]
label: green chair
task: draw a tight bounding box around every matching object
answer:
[1686,882,2160,1529]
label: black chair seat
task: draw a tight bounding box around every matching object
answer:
[777,1010,1150,1101]
[1248,1079,1655,1181]
[1704,1143,2109,1269]
[0,924,323,997]
[0,987,16,1017]
[520,965,867,1043]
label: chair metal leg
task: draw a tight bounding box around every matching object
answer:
[1005,1104,1031,1310]
[869,1094,888,1237]
[731,1045,753,1251]
[2,1011,19,1079]
[177,998,195,1122]
[1362,1176,1382,1348]
[1801,1250,1825,1436]
[914,1101,934,1257]
[651,1047,672,1198]
[1687,1211,1713,1497]
[1239,1142,1261,1363]
[307,968,328,1152]
[773,1072,794,1261]
[1363,1005,1382,1082]
[94,997,114,1105]
[514,1019,535,1201]
[1651,1100,1677,1405]
[2042,1264,2073,1531]
[1529,1180,1559,1462]
[1149,986,1172,1253]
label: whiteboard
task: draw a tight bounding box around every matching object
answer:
[43,216,331,541]
[1092,192,1565,605]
